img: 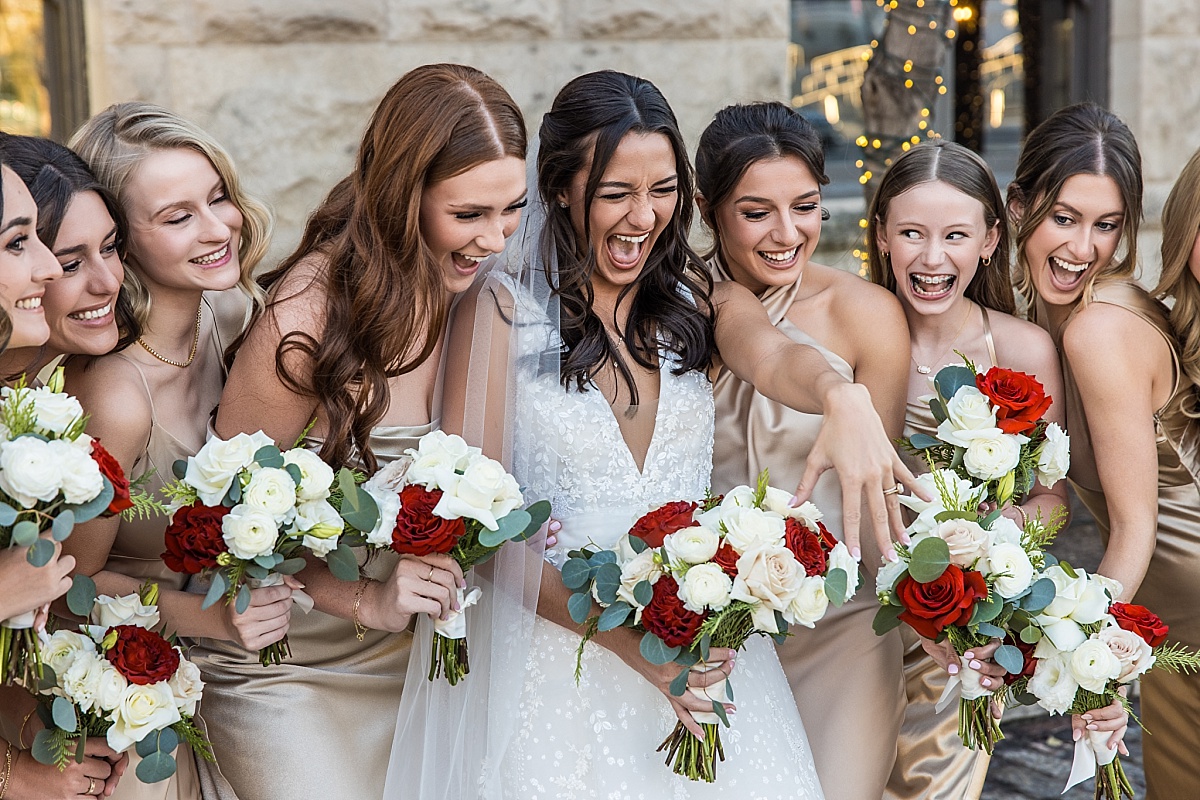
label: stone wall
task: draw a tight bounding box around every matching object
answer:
[83,0,790,266]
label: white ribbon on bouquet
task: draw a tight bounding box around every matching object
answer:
[1063,729,1119,794]
[249,572,315,613]
[432,586,482,640]
[935,655,995,713]
[688,661,732,725]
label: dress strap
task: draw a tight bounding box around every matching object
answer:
[110,352,157,466]
[980,306,998,369]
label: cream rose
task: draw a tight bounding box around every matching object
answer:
[1097,625,1155,682]
[760,486,823,529]
[826,541,862,602]
[27,386,84,435]
[282,448,335,502]
[41,629,96,679]
[186,431,273,506]
[93,662,128,713]
[663,525,720,566]
[1028,653,1080,715]
[365,456,413,493]
[876,556,907,600]
[168,652,204,716]
[962,434,1024,481]
[1042,566,1109,624]
[363,485,401,548]
[436,457,522,530]
[91,592,160,630]
[107,682,182,751]
[933,518,991,568]
[936,386,1001,447]
[986,542,1035,598]
[721,507,786,554]
[617,549,662,609]
[1068,637,1122,693]
[221,505,278,560]
[786,575,830,628]
[989,515,1025,547]
[0,436,63,507]
[730,544,802,633]
[52,440,105,505]
[404,431,475,489]
[1036,423,1071,488]
[679,563,733,614]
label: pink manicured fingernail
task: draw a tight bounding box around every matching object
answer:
[788,495,800,507]
[1087,724,1098,730]
[947,663,959,675]
[851,547,862,560]
[459,579,467,589]
[964,651,975,660]
[1082,714,1093,721]
[1073,729,1082,741]
[886,548,899,563]
[970,660,982,670]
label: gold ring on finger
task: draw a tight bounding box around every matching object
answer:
[882,485,901,496]
[88,778,97,795]
[427,567,436,580]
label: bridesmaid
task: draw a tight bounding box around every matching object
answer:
[866,139,1067,800]
[200,64,525,800]
[695,101,911,800]
[1136,146,1200,797]
[1009,103,1158,783]
[63,103,281,800]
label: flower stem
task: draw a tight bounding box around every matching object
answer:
[656,722,724,782]
[258,635,291,667]
[427,633,469,685]
[958,696,1003,754]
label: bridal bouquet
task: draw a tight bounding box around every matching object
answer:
[873,469,1065,753]
[31,582,212,784]
[902,358,1069,507]
[360,431,549,685]
[563,472,857,782]
[160,431,376,665]
[0,369,133,685]
[995,567,1200,800]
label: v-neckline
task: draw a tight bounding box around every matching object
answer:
[592,359,667,477]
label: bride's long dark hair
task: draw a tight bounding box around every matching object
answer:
[537,70,714,402]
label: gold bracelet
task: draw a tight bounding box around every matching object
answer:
[353,578,371,642]
[1015,505,1030,529]
[18,708,35,748]
[0,742,14,800]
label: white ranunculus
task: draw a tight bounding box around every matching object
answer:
[93,662,128,713]
[404,431,476,489]
[760,486,824,529]
[987,543,1035,598]
[26,386,84,436]
[1028,653,1080,715]
[107,682,181,752]
[679,563,733,614]
[242,467,298,523]
[962,434,1025,481]
[363,485,401,548]
[663,525,720,566]
[221,505,279,560]
[933,518,992,568]
[0,436,63,507]
[1042,566,1109,624]
[60,650,105,711]
[826,541,862,602]
[617,549,662,609]
[876,556,907,599]
[989,515,1025,546]
[786,575,830,628]
[1036,423,1071,488]
[899,470,983,537]
[52,440,105,504]
[282,448,335,502]
[168,652,204,716]
[936,386,1001,447]
[956,656,995,700]
[730,545,803,633]
[721,507,787,554]
[1068,637,1122,693]
[293,500,343,540]
[1097,625,1155,682]
[435,457,523,531]
[186,432,272,506]
[91,593,160,630]
[41,629,96,679]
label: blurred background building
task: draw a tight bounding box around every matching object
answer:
[0,0,1194,280]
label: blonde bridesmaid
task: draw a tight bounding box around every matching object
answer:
[866,139,1067,800]
[696,101,911,800]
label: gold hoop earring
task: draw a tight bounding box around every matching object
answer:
[981,254,992,267]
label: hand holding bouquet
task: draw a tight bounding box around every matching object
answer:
[160,431,378,665]
[31,582,212,785]
[360,431,549,685]
[563,472,857,782]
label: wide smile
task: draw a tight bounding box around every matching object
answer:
[450,252,488,276]
[190,243,232,268]
[757,247,799,269]
[1047,255,1090,292]
[606,232,650,270]
[14,295,43,313]
[909,272,956,300]
[67,300,115,325]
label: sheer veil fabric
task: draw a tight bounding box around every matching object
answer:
[383,177,560,799]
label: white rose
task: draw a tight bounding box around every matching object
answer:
[107,682,182,752]
[1042,566,1109,624]
[363,485,401,548]
[962,434,1025,481]
[989,515,1025,546]
[167,653,204,716]
[956,656,995,700]
[663,525,720,566]
[41,629,96,679]
[435,457,522,531]
[1068,637,1122,693]
[721,507,786,554]
[899,470,983,537]
[1036,616,1088,652]
[876,557,907,599]
[1097,625,1155,682]
[91,593,160,630]
[936,386,1001,447]
[61,650,105,711]
[221,504,279,560]
[678,563,733,613]
[51,440,105,505]
[986,543,1035,598]
[282,449,335,502]
[716,485,757,510]
[786,575,830,628]
[1036,423,1071,488]
[404,431,475,489]
[93,662,128,713]
[617,549,662,609]
[186,432,272,506]
[933,518,991,568]
[1028,653,1080,715]
[760,486,824,529]
[826,541,862,602]
[27,386,84,435]
[729,545,803,633]
[1093,574,1124,602]
[242,467,298,523]
[0,436,63,507]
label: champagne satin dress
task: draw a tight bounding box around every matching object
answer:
[191,423,431,800]
[711,265,905,800]
[1058,281,1200,800]
[883,306,997,800]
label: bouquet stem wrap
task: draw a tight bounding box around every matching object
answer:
[0,610,38,685]
[428,586,482,685]
[1065,729,1131,799]
[935,656,1004,754]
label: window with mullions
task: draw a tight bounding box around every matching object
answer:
[0,0,88,142]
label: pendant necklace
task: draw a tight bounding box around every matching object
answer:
[911,303,973,375]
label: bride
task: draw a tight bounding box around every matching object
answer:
[385,70,919,798]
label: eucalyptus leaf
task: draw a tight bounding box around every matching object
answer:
[480,509,531,547]
[674,649,700,668]
[244,564,269,581]
[201,570,228,610]
[979,508,1002,530]
[325,543,360,582]
[1020,625,1043,644]
[560,558,592,591]
[668,665,690,697]
[907,433,941,450]
[1022,578,1056,613]
[276,557,307,576]
[824,568,848,608]
[27,537,55,567]
[253,446,284,469]
[929,396,948,425]
[567,591,593,625]
[67,574,97,617]
[934,365,977,403]
[908,537,951,583]
[31,729,58,766]
[284,463,304,487]
[0,504,14,526]
[157,726,180,753]
[67,481,114,524]
[519,500,553,540]
[639,632,681,665]
[593,562,622,606]
[968,593,1003,625]
[589,550,618,566]
[253,554,277,569]
[710,699,730,727]
[336,469,379,532]
[52,695,78,733]
[994,643,1025,675]
[222,480,241,508]
[172,459,188,480]
[699,633,711,662]
[633,579,653,607]
[597,601,631,631]
[135,734,158,758]
[628,535,648,554]
[235,584,251,614]
[976,622,1005,638]
[135,751,177,784]
[725,679,735,702]
[1013,690,1039,706]
[11,519,38,547]
[873,604,905,635]
[51,510,75,542]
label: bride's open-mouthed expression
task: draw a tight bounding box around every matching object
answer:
[712,155,823,295]
[45,190,124,357]
[561,131,678,298]
[879,180,998,318]
[1023,173,1125,309]
[419,155,527,296]
[122,148,243,295]
[0,166,61,349]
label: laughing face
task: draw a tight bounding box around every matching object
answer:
[0,166,61,348]
[713,155,822,294]
[878,180,999,317]
[45,190,124,356]
[1023,173,1125,309]
[562,131,679,299]
[122,148,244,294]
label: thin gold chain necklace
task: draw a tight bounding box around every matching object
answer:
[137,306,202,368]
[911,302,973,375]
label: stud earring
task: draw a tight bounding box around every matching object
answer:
[558,201,569,208]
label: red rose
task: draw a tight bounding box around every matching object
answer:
[1110,602,1169,647]
[629,501,698,549]
[390,485,466,556]
[640,575,706,648]
[161,502,228,575]
[105,625,180,685]
[975,367,1052,435]
[895,565,990,640]
[784,518,828,577]
[814,521,838,552]
[713,541,739,579]
[1002,633,1038,685]
[90,439,133,516]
